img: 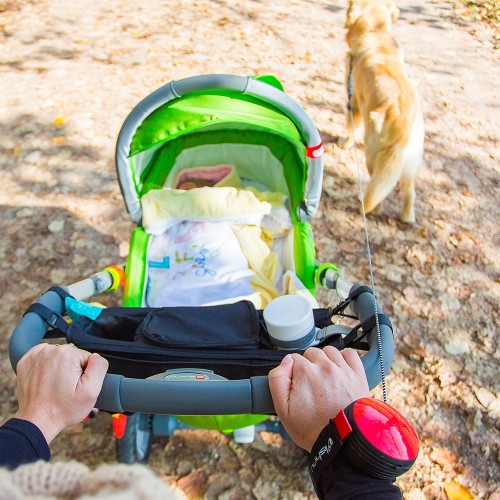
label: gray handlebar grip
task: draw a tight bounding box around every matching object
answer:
[9,290,66,371]
[95,375,274,415]
[350,284,395,389]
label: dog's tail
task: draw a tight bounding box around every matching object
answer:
[363,105,412,214]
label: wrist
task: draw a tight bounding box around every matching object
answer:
[308,398,419,495]
[16,409,62,444]
[308,406,352,491]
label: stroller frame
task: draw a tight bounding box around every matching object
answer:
[10,75,395,463]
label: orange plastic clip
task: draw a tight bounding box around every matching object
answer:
[112,413,127,439]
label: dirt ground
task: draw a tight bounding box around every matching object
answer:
[0,0,499,498]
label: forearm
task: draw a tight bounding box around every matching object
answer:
[317,455,401,500]
[0,418,51,469]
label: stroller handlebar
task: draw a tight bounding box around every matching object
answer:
[95,373,274,415]
[9,286,394,416]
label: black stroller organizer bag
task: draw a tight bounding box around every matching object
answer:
[66,300,335,380]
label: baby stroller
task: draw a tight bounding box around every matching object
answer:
[10,74,394,464]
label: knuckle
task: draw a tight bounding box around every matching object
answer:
[324,363,337,377]
[323,345,339,355]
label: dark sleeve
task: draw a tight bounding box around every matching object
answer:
[318,456,402,500]
[0,418,51,469]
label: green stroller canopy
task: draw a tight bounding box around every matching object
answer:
[115,75,324,224]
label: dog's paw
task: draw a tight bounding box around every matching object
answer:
[400,210,415,224]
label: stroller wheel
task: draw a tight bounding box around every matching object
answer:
[115,413,153,464]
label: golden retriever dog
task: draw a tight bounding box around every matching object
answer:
[343,0,424,223]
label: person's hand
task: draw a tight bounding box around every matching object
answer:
[268,346,370,452]
[15,344,109,444]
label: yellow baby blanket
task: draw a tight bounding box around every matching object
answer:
[141,184,289,308]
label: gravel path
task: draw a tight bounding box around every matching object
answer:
[1,0,498,498]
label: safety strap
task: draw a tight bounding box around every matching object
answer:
[325,312,392,352]
[23,303,71,336]
[329,286,374,320]
[348,285,373,300]
[45,285,72,300]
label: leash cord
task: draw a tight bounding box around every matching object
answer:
[346,60,387,402]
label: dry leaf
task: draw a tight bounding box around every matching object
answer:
[444,479,473,500]
[52,136,65,145]
[52,116,66,127]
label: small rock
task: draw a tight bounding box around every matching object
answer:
[24,150,42,163]
[474,387,495,408]
[48,219,65,233]
[16,208,35,218]
[444,338,470,356]
[439,293,461,313]
[465,409,482,431]
[404,488,426,500]
[176,459,194,477]
[50,269,67,283]
[93,53,111,63]
[487,398,500,419]
[119,240,130,258]
[437,358,461,387]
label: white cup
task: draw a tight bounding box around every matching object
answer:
[263,295,316,350]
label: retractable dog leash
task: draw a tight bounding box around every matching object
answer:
[305,58,421,491]
[308,398,419,493]
[347,53,387,403]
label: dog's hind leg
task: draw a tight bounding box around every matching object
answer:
[369,201,383,214]
[399,172,416,223]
